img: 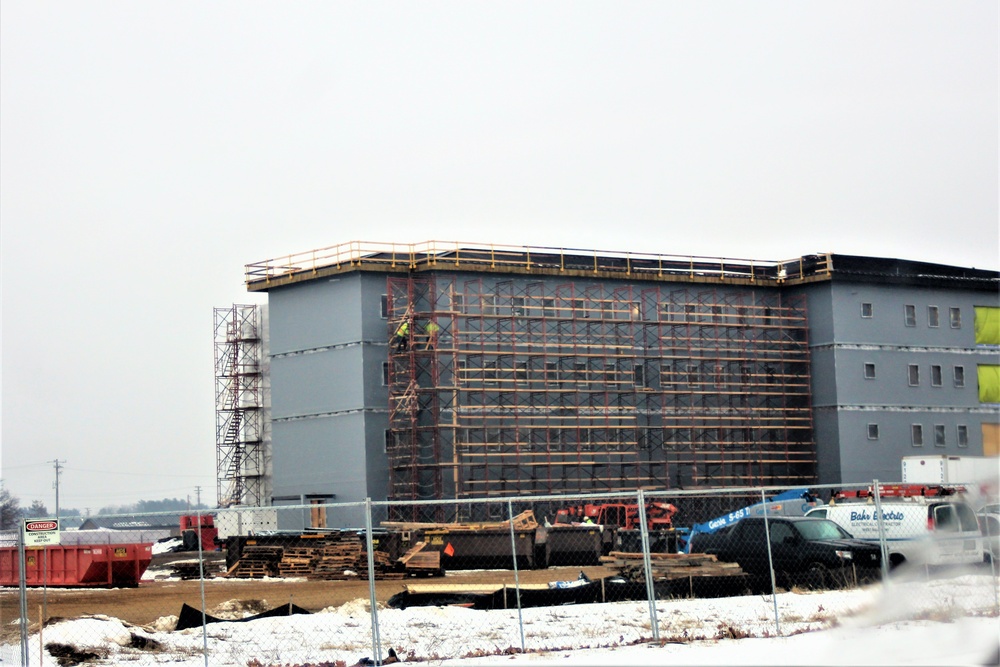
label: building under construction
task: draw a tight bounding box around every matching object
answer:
[225,241,998,522]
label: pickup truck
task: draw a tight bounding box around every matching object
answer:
[688,516,883,589]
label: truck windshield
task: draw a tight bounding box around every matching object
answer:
[794,520,850,541]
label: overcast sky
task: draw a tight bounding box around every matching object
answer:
[1,2,997,512]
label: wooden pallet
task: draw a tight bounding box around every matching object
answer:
[227,545,284,578]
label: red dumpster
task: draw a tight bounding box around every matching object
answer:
[0,542,153,587]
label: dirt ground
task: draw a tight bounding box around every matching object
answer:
[0,555,613,644]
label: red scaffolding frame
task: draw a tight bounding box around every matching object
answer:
[386,275,815,508]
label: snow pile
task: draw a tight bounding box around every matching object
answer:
[151,537,183,555]
[3,573,997,666]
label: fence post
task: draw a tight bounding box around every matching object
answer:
[871,480,890,582]
[364,498,383,665]
[760,489,781,637]
[18,522,28,667]
[197,507,209,667]
[507,500,526,652]
[636,489,659,642]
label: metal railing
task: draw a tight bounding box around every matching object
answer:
[244,240,833,288]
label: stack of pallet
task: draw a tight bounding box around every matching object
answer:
[599,551,744,583]
[312,535,364,580]
[226,533,409,580]
[277,546,316,577]
[227,546,284,578]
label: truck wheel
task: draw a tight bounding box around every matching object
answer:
[888,553,907,572]
[806,562,828,589]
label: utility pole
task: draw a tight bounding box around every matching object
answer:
[50,459,66,522]
[195,486,202,508]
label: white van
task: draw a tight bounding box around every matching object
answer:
[805,499,985,568]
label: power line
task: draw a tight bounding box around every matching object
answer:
[50,459,66,521]
[63,466,214,479]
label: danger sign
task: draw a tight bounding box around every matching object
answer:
[23,518,60,547]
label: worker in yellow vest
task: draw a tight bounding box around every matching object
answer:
[424,319,441,350]
[392,318,410,352]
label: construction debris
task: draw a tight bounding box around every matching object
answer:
[380,509,538,532]
[600,551,745,583]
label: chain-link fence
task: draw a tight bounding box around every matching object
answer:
[2,480,997,666]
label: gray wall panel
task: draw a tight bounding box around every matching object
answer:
[268,275,364,354]
[830,283,993,347]
[271,415,369,501]
[270,348,365,417]
[811,409,841,483]
[834,409,987,483]
[833,348,976,408]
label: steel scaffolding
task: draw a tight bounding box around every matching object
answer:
[214,304,266,507]
[386,275,815,507]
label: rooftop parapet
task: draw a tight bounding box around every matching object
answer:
[245,240,832,292]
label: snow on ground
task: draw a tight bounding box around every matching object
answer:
[3,572,998,666]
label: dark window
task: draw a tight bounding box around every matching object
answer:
[382,362,389,386]
[928,306,940,328]
[957,425,969,448]
[867,424,880,440]
[864,363,876,379]
[453,294,465,313]
[904,304,916,327]
[633,364,645,387]
[954,366,965,387]
[380,294,389,319]
[979,515,1000,536]
[660,362,673,386]
[908,364,920,386]
[911,424,924,447]
[512,297,525,317]
[931,365,942,387]
[934,505,958,532]
[769,522,795,543]
[861,302,874,318]
[949,307,961,328]
[934,424,946,447]
[742,521,767,542]
[955,504,979,532]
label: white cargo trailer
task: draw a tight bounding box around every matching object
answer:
[215,508,278,539]
[901,455,997,485]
